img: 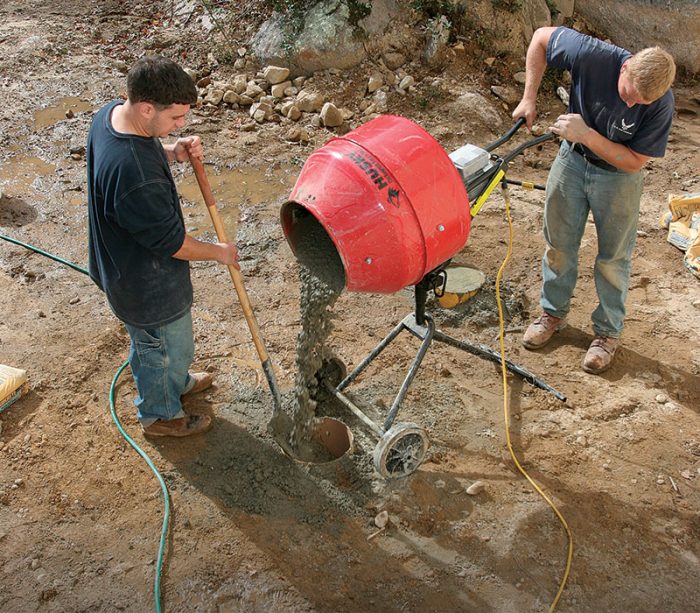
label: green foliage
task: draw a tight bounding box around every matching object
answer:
[411,0,468,44]
[348,0,372,26]
[411,0,454,18]
[545,0,561,19]
[415,84,442,111]
[491,0,522,11]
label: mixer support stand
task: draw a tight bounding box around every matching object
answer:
[333,272,565,434]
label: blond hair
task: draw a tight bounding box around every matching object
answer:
[627,46,676,102]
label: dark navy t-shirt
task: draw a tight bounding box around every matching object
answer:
[547,27,674,160]
[87,100,193,328]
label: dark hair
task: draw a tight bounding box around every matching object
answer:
[127,56,197,107]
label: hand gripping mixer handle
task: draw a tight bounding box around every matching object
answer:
[188,153,283,415]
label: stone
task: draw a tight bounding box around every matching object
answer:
[383,51,406,70]
[466,481,486,495]
[250,101,273,123]
[448,92,503,131]
[514,71,527,85]
[222,91,240,105]
[287,106,301,121]
[296,90,325,113]
[520,0,552,41]
[252,0,369,74]
[244,82,264,99]
[490,85,520,106]
[372,90,388,112]
[231,74,248,94]
[398,75,415,91]
[423,14,451,66]
[204,89,224,106]
[576,0,700,74]
[320,102,343,128]
[367,73,384,94]
[263,65,290,85]
[286,126,310,143]
[271,80,292,99]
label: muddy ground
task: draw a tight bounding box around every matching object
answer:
[1,1,699,611]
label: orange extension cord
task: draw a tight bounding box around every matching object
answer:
[495,181,573,612]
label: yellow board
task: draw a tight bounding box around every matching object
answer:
[0,364,28,414]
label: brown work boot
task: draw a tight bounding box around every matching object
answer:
[582,336,619,374]
[183,372,213,396]
[142,414,213,438]
[522,313,566,350]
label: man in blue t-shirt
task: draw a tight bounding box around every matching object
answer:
[513,27,675,374]
[87,56,239,436]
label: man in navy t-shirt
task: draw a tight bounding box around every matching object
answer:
[513,27,675,374]
[87,56,239,436]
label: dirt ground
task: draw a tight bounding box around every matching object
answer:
[1,1,699,611]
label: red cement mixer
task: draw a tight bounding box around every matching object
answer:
[281,115,564,478]
[281,115,471,293]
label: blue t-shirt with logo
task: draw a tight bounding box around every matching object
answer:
[547,27,674,159]
[87,100,193,328]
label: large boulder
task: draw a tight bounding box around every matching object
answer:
[576,0,700,74]
[251,0,400,75]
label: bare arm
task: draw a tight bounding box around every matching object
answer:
[172,234,239,268]
[550,113,651,173]
[512,26,557,129]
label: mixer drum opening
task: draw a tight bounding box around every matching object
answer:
[282,202,346,292]
[280,115,471,294]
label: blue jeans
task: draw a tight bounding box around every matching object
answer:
[124,310,196,426]
[541,141,643,338]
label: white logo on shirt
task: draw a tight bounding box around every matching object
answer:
[613,117,635,135]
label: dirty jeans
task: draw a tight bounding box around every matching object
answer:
[124,310,196,426]
[540,140,644,338]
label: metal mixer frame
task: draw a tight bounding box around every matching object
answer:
[319,121,566,479]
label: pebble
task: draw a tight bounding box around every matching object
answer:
[30,558,40,570]
[466,480,486,495]
[575,436,588,447]
[656,475,665,485]
[655,393,668,403]
[374,510,389,528]
[69,297,80,305]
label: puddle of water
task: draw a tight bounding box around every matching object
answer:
[33,97,93,130]
[0,156,56,197]
[177,166,296,237]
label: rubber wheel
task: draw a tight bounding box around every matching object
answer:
[373,422,429,479]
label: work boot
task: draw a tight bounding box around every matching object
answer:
[522,313,566,350]
[582,336,619,374]
[142,414,213,438]
[183,372,213,396]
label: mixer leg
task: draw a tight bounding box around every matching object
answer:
[336,319,407,392]
[433,330,566,401]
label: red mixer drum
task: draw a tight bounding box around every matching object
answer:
[281,115,471,293]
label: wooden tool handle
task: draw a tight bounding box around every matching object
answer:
[188,153,270,363]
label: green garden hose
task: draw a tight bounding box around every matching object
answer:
[0,231,169,612]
